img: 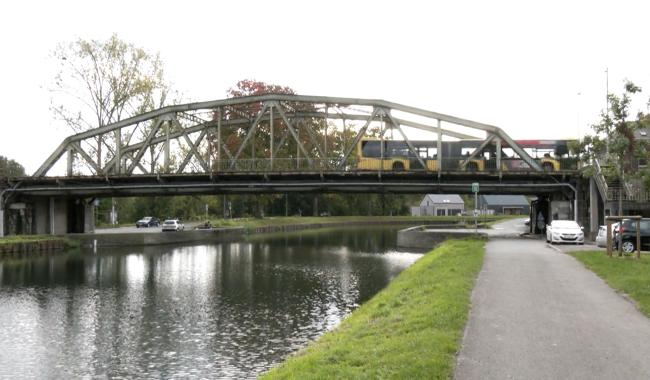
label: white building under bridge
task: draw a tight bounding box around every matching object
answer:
[411,194,465,217]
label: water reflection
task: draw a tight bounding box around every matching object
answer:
[0,226,420,378]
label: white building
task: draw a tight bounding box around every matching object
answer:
[411,194,465,216]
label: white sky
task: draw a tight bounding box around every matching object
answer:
[1,0,649,174]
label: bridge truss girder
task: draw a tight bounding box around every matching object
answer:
[34,94,543,177]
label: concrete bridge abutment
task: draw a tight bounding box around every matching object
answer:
[0,197,95,237]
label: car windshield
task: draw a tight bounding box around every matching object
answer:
[142,217,151,221]
[164,221,176,225]
[552,221,579,229]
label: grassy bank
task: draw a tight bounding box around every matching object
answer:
[0,235,62,245]
[0,235,77,248]
[572,251,650,317]
[261,238,486,379]
[209,215,518,232]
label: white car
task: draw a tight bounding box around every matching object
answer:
[162,219,185,232]
[546,220,584,245]
[595,226,607,247]
[595,224,618,248]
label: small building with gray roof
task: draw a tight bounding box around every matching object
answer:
[411,194,465,216]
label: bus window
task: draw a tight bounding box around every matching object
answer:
[361,141,381,158]
[386,141,413,157]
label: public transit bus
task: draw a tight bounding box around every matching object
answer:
[356,139,575,172]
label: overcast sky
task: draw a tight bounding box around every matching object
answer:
[1,0,649,174]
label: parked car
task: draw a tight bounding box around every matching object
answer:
[162,219,185,232]
[596,224,619,248]
[595,226,607,247]
[614,218,650,253]
[546,220,584,245]
[136,216,160,228]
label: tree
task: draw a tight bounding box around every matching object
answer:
[576,81,650,186]
[50,34,174,171]
[0,156,25,178]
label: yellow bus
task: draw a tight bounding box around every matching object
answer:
[356,138,574,172]
[356,139,438,171]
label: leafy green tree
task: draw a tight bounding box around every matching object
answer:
[0,156,26,178]
[50,34,174,172]
[576,81,650,186]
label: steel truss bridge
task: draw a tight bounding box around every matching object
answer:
[5,94,580,197]
[0,94,588,236]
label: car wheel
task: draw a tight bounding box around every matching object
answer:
[622,241,635,254]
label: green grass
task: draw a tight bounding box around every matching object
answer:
[572,251,650,317]
[0,235,77,249]
[261,238,486,380]
[0,235,61,245]
[209,215,519,232]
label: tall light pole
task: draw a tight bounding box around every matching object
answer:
[577,92,581,138]
[605,68,610,158]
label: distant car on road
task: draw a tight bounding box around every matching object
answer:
[162,219,185,232]
[136,216,160,228]
[546,220,584,245]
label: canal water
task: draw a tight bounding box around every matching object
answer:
[0,226,421,378]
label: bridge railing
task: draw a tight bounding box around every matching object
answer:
[205,157,580,173]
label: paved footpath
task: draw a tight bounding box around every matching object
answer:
[455,238,650,380]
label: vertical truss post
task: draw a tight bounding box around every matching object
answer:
[437,119,442,178]
[97,136,102,172]
[217,107,222,172]
[67,147,74,176]
[270,104,274,170]
[115,129,122,174]
[324,104,328,165]
[164,119,171,173]
[496,136,502,178]
[380,113,384,174]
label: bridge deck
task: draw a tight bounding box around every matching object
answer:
[7,170,581,197]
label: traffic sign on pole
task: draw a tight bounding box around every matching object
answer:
[472,182,479,193]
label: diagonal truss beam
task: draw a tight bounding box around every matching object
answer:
[460,134,496,168]
[229,104,269,169]
[177,129,209,173]
[382,110,428,170]
[172,116,209,172]
[70,141,102,175]
[127,118,164,174]
[272,101,314,165]
[337,108,380,169]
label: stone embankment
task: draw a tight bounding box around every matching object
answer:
[0,239,66,258]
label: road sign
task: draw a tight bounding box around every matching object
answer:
[473,209,479,217]
[472,182,479,193]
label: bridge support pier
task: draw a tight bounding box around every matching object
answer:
[0,208,4,238]
[589,178,600,237]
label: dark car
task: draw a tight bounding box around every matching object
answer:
[615,218,650,253]
[136,216,160,228]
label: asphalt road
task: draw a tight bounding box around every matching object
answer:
[455,238,650,380]
[95,222,199,234]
